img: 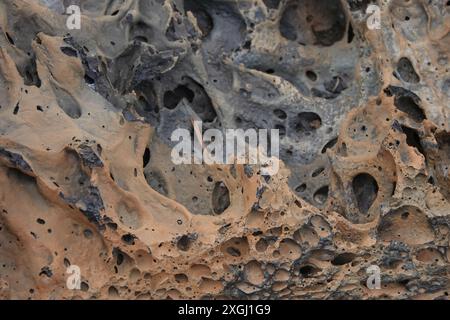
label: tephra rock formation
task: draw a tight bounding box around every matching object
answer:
[0,0,449,299]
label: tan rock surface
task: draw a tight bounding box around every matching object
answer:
[0,0,449,299]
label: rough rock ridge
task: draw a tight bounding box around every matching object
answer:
[0,0,449,299]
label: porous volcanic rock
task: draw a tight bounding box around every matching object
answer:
[0,0,449,299]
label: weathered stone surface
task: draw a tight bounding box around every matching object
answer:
[0,0,448,300]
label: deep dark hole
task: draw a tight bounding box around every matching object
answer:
[60,47,78,57]
[184,0,214,38]
[312,0,347,46]
[115,250,124,265]
[24,61,42,88]
[279,3,299,41]
[348,0,372,11]
[313,186,329,205]
[391,181,396,196]
[401,125,425,157]
[80,282,89,292]
[212,182,230,215]
[39,267,53,278]
[347,23,354,43]
[64,258,71,267]
[273,109,287,119]
[311,167,324,177]
[296,112,322,133]
[5,32,14,45]
[384,86,425,122]
[352,173,378,214]
[107,222,118,231]
[163,85,195,109]
[399,279,410,286]
[395,96,426,122]
[436,131,450,150]
[84,74,95,85]
[121,234,135,245]
[177,235,192,251]
[263,0,281,9]
[295,183,306,193]
[306,70,317,81]
[322,137,338,153]
[331,252,356,265]
[299,265,316,277]
[275,124,286,137]
[143,147,150,168]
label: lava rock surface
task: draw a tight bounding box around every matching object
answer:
[0,0,449,300]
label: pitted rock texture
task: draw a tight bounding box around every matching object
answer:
[0,0,449,300]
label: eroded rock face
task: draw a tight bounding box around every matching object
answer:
[0,0,449,300]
